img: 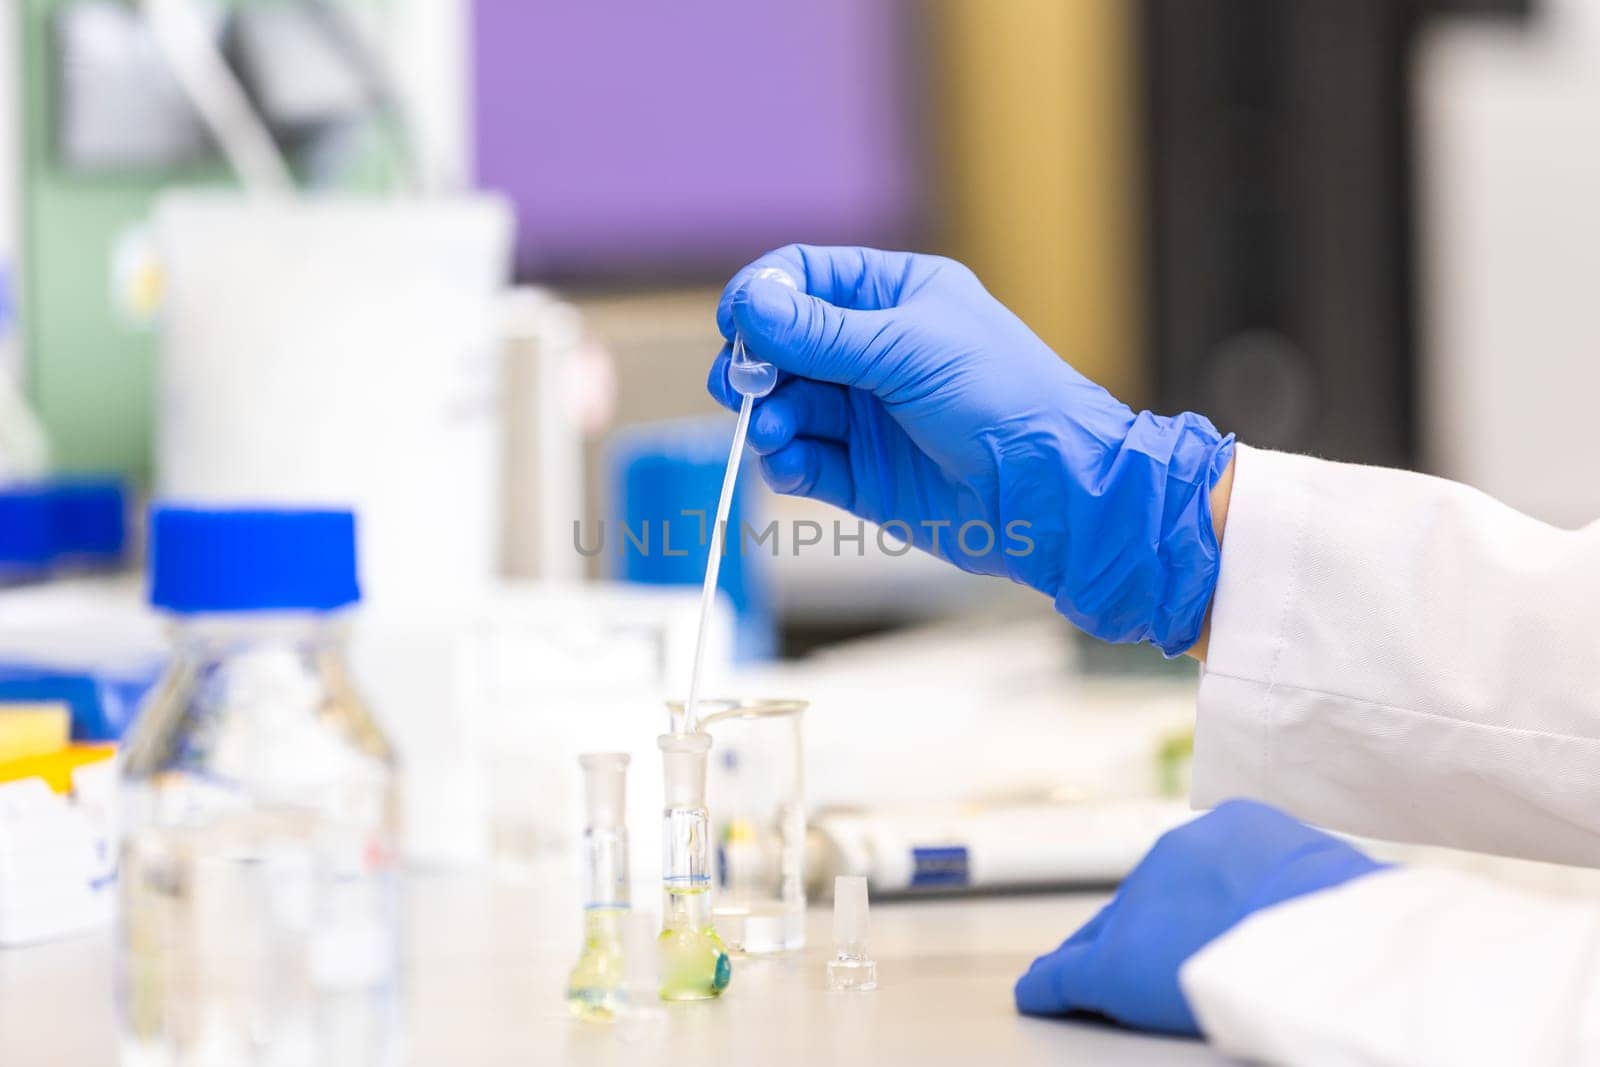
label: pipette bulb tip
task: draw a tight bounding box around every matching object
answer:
[728,364,778,398]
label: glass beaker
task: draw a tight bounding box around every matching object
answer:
[670,698,808,954]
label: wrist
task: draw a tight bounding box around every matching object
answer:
[1042,411,1234,656]
[1186,455,1235,661]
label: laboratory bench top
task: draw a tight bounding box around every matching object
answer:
[0,872,1226,1066]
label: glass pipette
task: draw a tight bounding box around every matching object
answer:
[677,268,795,734]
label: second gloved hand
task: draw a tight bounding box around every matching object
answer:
[1014,799,1388,1036]
[709,245,1234,655]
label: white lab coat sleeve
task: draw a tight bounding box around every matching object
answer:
[1191,445,1600,866]
[1178,867,1600,1067]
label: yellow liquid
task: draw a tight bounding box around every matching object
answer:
[566,907,627,1021]
[659,885,731,1001]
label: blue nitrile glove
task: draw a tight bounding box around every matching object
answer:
[1014,799,1388,1036]
[708,245,1235,655]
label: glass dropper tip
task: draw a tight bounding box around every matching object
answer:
[729,267,797,399]
[729,336,778,399]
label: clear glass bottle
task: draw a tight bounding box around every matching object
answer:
[657,732,730,1000]
[565,752,630,1021]
[117,508,401,1067]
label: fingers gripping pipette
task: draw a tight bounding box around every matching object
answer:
[678,268,796,735]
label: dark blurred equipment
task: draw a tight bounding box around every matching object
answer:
[50,0,404,181]
[229,6,375,130]
[227,2,414,187]
[54,2,213,170]
[1140,0,1527,466]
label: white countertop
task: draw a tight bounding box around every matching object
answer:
[0,872,1226,1065]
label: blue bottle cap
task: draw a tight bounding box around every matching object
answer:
[148,506,361,614]
[0,486,54,577]
[50,478,129,563]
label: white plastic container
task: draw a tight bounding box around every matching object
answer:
[152,193,512,609]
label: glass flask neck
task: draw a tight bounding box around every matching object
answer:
[662,804,711,890]
[583,825,630,911]
[167,611,351,659]
[121,607,390,785]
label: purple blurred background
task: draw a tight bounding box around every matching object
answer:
[472,0,923,280]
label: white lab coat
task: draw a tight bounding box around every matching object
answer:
[1179,444,1600,1065]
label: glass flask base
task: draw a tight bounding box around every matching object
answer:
[565,908,626,1021]
[826,955,878,992]
[658,925,731,1000]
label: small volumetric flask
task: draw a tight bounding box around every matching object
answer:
[657,732,731,1000]
[826,875,878,992]
[118,508,401,1066]
[566,753,632,1021]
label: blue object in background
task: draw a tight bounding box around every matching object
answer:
[0,664,161,742]
[0,487,55,583]
[0,479,129,580]
[50,479,129,569]
[608,418,775,662]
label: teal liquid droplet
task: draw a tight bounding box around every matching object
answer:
[713,952,732,992]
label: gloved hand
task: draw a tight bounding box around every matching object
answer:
[709,245,1235,655]
[1014,799,1388,1036]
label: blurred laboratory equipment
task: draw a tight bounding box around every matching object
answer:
[500,286,607,584]
[0,652,152,745]
[57,0,414,190]
[0,479,129,587]
[0,701,67,763]
[810,799,1194,896]
[27,0,431,480]
[0,486,52,587]
[46,478,129,575]
[1418,0,1600,527]
[692,697,807,954]
[565,753,631,1022]
[0,578,166,744]
[0,372,48,483]
[0,735,116,946]
[153,192,512,608]
[656,731,730,1000]
[56,0,279,185]
[610,418,774,662]
[0,0,18,389]
[0,701,115,945]
[119,507,401,1067]
[825,875,877,992]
